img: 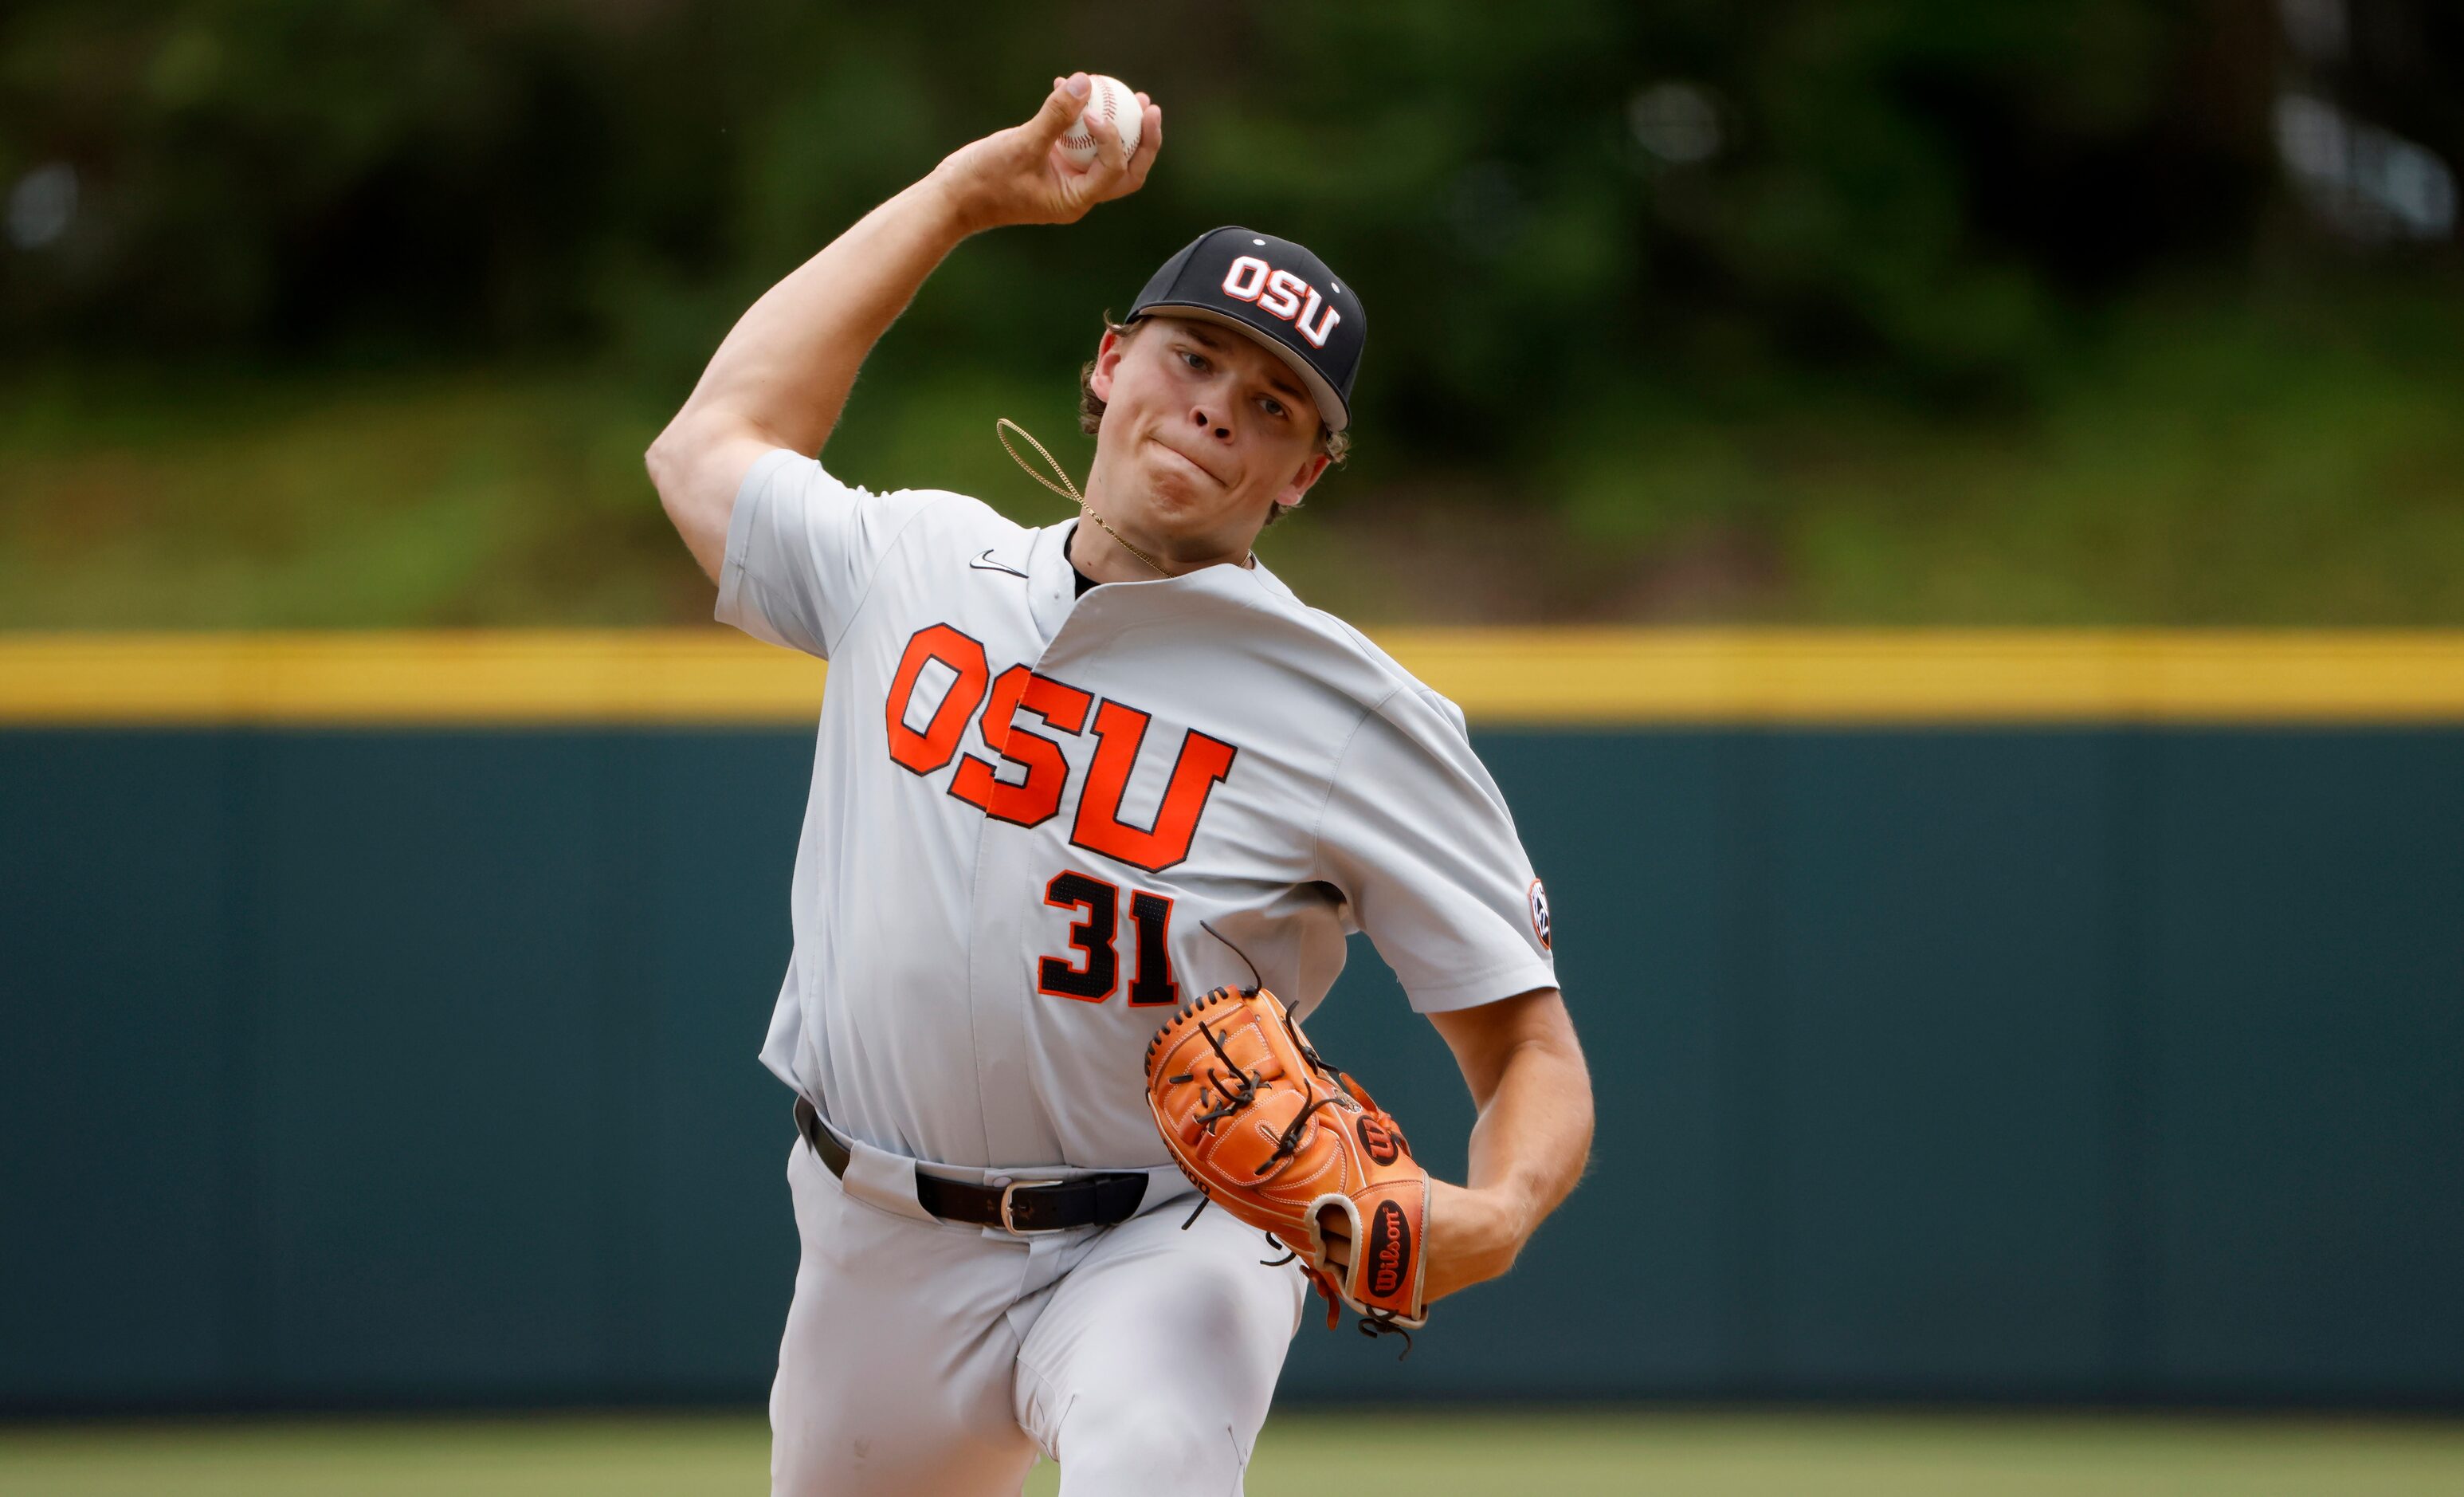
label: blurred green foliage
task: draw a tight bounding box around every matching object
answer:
[2,1,2459,626]
[1,3,2298,407]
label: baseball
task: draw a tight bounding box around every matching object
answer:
[1057,75,1142,170]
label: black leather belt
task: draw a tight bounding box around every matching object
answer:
[795,1094,1148,1233]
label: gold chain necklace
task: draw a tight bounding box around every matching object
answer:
[995,417,1181,581]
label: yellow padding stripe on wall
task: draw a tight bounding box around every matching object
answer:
[0,632,823,726]
[4,630,2464,725]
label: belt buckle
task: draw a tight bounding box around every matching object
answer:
[997,1178,1066,1235]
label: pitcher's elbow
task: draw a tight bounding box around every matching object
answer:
[644,428,684,510]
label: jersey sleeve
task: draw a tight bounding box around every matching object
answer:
[1310,686,1558,1013]
[714,448,940,659]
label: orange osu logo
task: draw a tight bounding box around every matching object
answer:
[1528,878,1552,952]
[1367,1200,1411,1299]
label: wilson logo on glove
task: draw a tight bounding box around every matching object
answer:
[1367,1200,1412,1300]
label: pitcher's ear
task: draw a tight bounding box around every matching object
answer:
[1281,451,1333,509]
[1090,325,1133,401]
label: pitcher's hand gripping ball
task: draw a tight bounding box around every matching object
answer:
[1146,986,1432,1343]
[1057,74,1143,170]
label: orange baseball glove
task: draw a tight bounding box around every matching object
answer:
[1144,985,1431,1345]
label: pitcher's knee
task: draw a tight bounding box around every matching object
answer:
[1055,1401,1244,1496]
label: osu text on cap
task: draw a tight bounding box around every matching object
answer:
[1220,256,1341,349]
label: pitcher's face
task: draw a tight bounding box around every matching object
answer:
[1087,316,1329,551]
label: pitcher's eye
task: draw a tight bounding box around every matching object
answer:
[1179,350,1209,372]
[1261,396,1289,419]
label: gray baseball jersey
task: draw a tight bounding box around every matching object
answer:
[718,449,1555,1171]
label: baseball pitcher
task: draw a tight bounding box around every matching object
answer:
[645,73,1595,1497]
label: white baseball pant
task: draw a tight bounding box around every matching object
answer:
[769,1133,1308,1496]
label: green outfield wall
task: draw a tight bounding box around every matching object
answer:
[3,634,2462,1412]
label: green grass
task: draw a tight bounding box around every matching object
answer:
[4,1411,2462,1496]
[6,291,2463,629]
[0,368,699,631]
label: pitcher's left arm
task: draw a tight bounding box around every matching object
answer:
[1312,987,1591,1302]
[1419,987,1592,1300]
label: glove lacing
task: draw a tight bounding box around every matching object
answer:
[1171,1013,1264,1231]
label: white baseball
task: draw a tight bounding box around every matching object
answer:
[1057,75,1142,171]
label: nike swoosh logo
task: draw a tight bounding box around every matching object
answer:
[970,549,1030,579]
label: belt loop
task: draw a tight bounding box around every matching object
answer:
[838,1134,942,1226]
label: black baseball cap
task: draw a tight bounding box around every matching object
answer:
[1127,226,1365,433]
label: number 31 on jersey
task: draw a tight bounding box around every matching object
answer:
[1036,871,1179,1008]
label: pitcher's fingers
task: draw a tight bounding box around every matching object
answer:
[1124,102,1163,189]
[1092,108,1132,172]
[1078,108,1132,191]
[1029,72,1091,146]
